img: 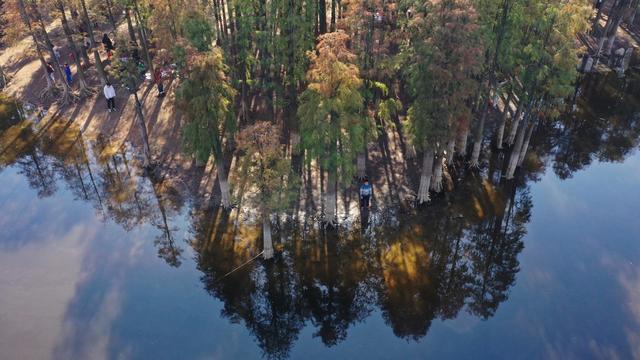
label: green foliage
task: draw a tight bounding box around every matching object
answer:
[180,11,213,52]
[297,32,367,183]
[236,122,300,217]
[401,0,484,149]
[176,48,236,163]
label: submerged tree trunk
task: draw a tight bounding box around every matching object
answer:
[470,100,489,168]
[506,100,525,145]
[417,147,435,204]
[456,125,470,157]
[216,156,232,209]
[446,138,455,165]
[431,153,444,193]
[495,91,513,149]
[505,111,531,179]
[263,216,274,259]
[517,121,535,166]
[604,16,624,56]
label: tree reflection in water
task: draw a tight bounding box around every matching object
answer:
[0,71,638,359]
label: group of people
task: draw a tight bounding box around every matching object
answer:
[45,32,115,88]
[45,60,73,86]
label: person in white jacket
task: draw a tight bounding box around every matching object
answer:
[104,82,116,112]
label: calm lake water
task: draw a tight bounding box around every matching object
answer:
[1,71,639,360]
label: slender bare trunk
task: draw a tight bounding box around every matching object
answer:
[80,0,107,85]
[446,138,455,165]
[125,8,138,44]
[323,168,337,226]
[417,147,435,203]
[357,152,366,179]
[495,92,513,149]
[57,0,92,97]
[27,0,72,103]
[431,153,444,192]
[105,0,117,32]
[470,102,488,168]
[517,121,535,166]
[456,125,469,157]
[290,131,300,156]
[506,100,525,145]
[132,0,154,74]
[216,157,232,208]
[263,216,274,259]
[16,1,54,94]
[506,113,530,179]
[604,17,624,55]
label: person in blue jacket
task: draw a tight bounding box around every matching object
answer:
[360,178,372,208]
[63,63,73,85]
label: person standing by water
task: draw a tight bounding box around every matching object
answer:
[360,178,372,208]
[103,82,116,112]
[63,63,72,85]
[154,67,165,97]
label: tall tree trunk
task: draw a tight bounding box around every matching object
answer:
[357,152,366,179]
[27,0,73,104]
[470,98,489,168]
[318,0,327,34]
[495,91,513,149]
[417,147,435,203]
[431,153,444,192]
[446,138,455,165]
[166,0,178,40]
[16,0,54,95]
[592,0,606,32]
[125,7,138,45]
[323,168,337,226]
[456,125,469,157]
[105,0,117,32]
[57,0,92,97]
[263,215,274,259]
[506,100,524,145]
[517,120,535,166]
[215,155,232,208]
[80,0,108,85]
[132,0,154,74]
[604,16,624,55]
[505,101,533,179]
[330,0,336,32]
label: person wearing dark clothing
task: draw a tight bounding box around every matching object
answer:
[102,33,114,50]
[45,62,55,82]
[360,179,372,208]
[131,46,140,63]
[63,63,72,85]
[102,33,114,59]
[154,67,165,97]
